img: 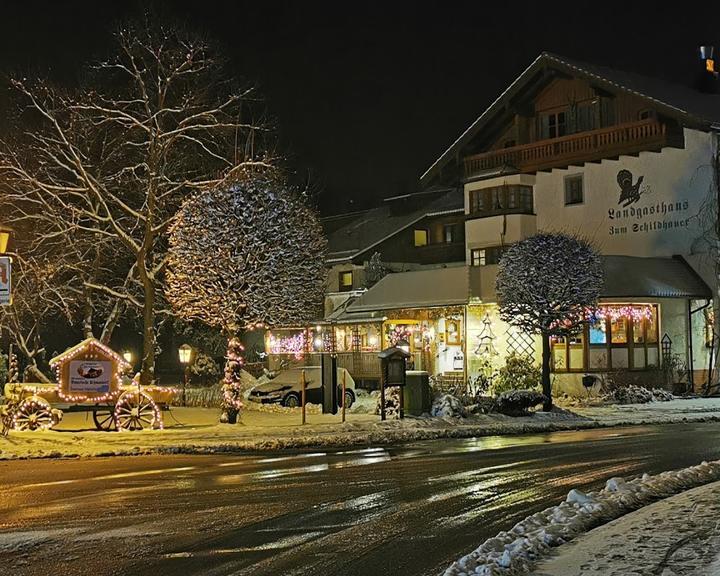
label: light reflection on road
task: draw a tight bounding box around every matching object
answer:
[3,424,720,576]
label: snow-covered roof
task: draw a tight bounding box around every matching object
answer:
[344,256,709,315]
[324,188,464,263]
[346,265,481,312]
[49,338,132,371]
[601,256,711,299]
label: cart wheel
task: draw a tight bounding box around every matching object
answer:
[13,396,55,431]
[114,391,159,431]
[92,406,117,431]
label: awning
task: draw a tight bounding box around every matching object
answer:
[346,266,482,313]
[325,296,386,324]
[601,256,711,299]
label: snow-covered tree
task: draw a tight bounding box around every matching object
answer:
[0,19,275,383]
[364,252,389,288]
[166,175,327,422]
[496,233,603,410]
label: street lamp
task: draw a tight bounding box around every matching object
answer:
[178,344,193,407]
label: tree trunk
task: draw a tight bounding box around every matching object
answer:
[140,285,156,385]
[82,286,94,340]
[99,298,123,345]
[541,331,552,411]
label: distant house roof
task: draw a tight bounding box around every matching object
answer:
[601,256,711,299]
[324,187,464,264]
[421,51,720,187]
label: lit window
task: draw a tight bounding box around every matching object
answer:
[414,229,428,247]
[443,224,455,243]
[339,271,353,292]
[564,175,584,205]
[471,249,485,267]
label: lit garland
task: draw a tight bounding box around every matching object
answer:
[222,337,245,415]
[12,396,54,431]
[114,388,163,431]
[588,305,654,323]
[268,332,307,358]
[388,325,414,347]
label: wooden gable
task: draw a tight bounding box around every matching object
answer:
[50,338,131,401]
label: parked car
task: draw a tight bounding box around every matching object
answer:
[248,366,355,408]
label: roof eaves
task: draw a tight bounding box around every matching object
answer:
[420,53,546,185]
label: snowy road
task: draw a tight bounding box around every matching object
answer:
[3,424,720,576]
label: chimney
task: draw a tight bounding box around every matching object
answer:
[696,45,719,93]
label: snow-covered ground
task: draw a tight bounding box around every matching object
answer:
[443,461,720,576]
[534,480,720,575]
[2,397,720,460]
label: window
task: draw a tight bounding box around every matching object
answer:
[638,109,655,121]
[443,224,456,244]
[540,111,567,139]
[413,229,428,247]
[470,246,507,266]
[469,185,533,216]
[471,249,485,267]
[564,175,584,205]
[339,271,353,292]
[552,305,660,372]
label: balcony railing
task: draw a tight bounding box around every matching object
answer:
[464,120,668,178]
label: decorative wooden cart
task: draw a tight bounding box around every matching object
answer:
[3,338,177,431]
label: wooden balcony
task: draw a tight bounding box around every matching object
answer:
[464,120,669,178]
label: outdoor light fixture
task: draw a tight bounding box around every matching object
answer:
[122,350,133,364]
[0,226,11,254]
[178,344,193,407]
[178,343,193,365]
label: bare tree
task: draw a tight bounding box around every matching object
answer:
[496,233,603,410]
[0,19,275,383]
[166,175,327,423]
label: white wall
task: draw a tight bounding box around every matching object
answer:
[534,129,715,260]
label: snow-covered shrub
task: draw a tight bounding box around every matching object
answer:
[431,394,466,418]
[610,384,654,404]
[189,353,221,386]
[494,390,546,416]
[489,354,541,396]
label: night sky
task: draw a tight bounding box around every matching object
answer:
[2,1,720,214]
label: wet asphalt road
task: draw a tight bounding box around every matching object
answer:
[2,423,720,576]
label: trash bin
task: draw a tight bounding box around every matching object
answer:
[405,370,431,416]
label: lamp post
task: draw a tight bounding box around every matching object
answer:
[178,344,193,407]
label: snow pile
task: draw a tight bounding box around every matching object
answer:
[651,388,674,402]
[431,394,465,418]
[244,401,322,415]
[609,385,673,405]
[494,390,545,416]
[442,460,720,576]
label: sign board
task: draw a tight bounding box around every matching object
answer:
[0,257,10,305]
[68,360,112,394]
